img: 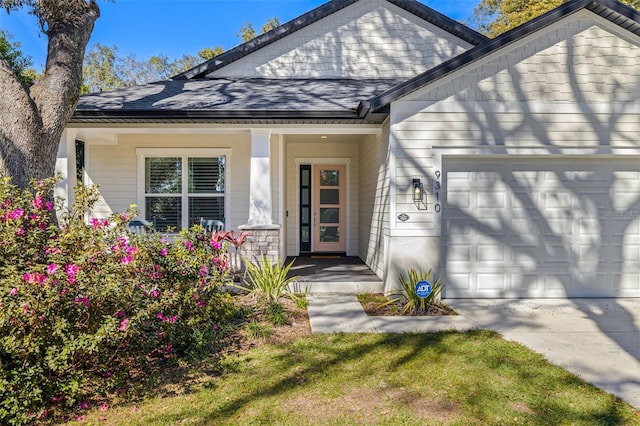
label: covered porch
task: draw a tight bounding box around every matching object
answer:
[286,255,383,294]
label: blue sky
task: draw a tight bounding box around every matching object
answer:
[0,0,479,71]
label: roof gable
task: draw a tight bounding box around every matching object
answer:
[364,0,640,113]
[175,0,487,80]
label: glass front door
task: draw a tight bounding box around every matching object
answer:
[313,165,346,253]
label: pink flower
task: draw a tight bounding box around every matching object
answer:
[199,265,209,277]
[168,315,177,324]
[212,324,219,331]
[15,228,24,236]
[46,263,58,275]
[22,303,29,314]
[79,401,89,410]
[121,256,133,265]
[185,241,194,251]
[30,214,39,221]
[45,201,53,211]
[90,218,102,229]
[160,248,168,257]
[76,416,85,421]
[150,289,160,298]
[65,264,79,284]
[45,246,60,255]
[119,318,130,331]
[105,371,113,377]
[197,300,206,308]
[38,409,48,419]
[125,245,139,255]
[23,272,46,285]
[210,240,222,250]
[156,312,165,321]
[131,405,138,413]
[116,309,126,318]
[100,403,109,411]
[32,194,44,209]
[9,208,24,219]
[74,297,90,307]
[9,287,18,296]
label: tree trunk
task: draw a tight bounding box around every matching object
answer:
[0,1,99,189]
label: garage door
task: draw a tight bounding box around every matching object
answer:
[442,157,640,298]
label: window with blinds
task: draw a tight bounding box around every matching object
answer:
[144,156,225,231]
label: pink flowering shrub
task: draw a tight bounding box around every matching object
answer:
[0,178,246,425]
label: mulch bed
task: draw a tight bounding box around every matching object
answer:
[358,293,457,316]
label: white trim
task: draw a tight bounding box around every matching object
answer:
[294,157,352,255]
[389,109,398,231]
[278,134,286,261]
[136,148,231,229]
[72,125,381,139]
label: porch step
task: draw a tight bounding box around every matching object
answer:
[288,280,384,295]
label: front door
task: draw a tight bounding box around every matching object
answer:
[313,165,346,252]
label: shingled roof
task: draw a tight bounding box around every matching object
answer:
[360,0,640,116]
[71,78,404,124]
[174,0,488,80]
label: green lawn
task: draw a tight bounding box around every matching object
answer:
[74,330,640,425]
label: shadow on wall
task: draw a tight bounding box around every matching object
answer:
[392,28,640,362]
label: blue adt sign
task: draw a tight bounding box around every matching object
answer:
[415,280,432,298]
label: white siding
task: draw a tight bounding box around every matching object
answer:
[388,10,640,297]
[209,0,472,79]
[86,133,251,231]
[358,121,390,278]
[410,12,640,104]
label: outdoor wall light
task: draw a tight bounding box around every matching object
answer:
[412,178,424,202]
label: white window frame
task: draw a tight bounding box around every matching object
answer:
[136,148,231,230]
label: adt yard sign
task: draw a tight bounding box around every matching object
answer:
[415,281,432,298]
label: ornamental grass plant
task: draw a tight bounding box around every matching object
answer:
[380,268,444,315]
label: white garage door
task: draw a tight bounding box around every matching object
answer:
[442,157,640,298]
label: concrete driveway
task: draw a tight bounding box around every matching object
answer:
[447,298,640,409]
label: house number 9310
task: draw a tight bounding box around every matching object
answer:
[433,170,441,213]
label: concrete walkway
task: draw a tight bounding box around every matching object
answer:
[307,293,476,333]
[306,294,640,409]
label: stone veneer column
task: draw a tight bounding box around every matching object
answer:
[238,224,281,265]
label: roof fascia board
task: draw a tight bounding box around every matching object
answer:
[175,0,487,80]
[386,0,487,45]
[363,0,640,113]
[70,109,365,121]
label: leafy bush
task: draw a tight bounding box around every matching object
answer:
[0,178,246,425]
[381,268,443,315]
[236,255,300,304]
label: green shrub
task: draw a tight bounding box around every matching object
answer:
[381,268,443,315]
[0,178,246,425]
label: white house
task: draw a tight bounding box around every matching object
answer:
[59,0,640,298]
